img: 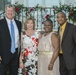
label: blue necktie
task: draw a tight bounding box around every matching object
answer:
[10,21,15,53]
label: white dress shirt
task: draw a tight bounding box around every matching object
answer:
[6,17,19,48]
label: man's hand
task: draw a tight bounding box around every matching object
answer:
[0,56,2,63]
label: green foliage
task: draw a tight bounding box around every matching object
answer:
[53,4,76,22]
[14,2,24,15]
[68,7,76,22]
[14,2,76,22]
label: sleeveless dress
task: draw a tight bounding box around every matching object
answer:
[20,31,39,75]
[38,32,60,75]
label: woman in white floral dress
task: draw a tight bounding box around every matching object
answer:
[19,18,41,75]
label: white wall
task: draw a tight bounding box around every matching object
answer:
[23,0,60,7]
[11,0,62,7]
[45,0,60,7]
[28,0,43,7]
[11,0,24,4]
[64,0,76,6]
[11,0,76,7]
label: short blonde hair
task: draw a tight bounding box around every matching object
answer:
[24,18,35,30]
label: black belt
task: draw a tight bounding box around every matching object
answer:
[15,48,18,50]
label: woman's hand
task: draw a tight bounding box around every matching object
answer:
[48,63,54,71]
[19,62,25,69]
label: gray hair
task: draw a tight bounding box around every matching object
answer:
[5,4,15,11]
[57,12,66,18]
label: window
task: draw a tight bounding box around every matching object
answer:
[0,0,11,11]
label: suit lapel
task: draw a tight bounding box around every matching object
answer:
[14,19,20,33]
[62,22,69,44]
[14,19,21,39]
[4,18,11,37]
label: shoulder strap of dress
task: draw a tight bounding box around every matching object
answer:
[48,31,56,45]
[50,31,56,36]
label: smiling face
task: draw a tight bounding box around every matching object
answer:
[5,7,15,20]
[25,18,35,30]
[57,12,67,26]
[26,20,34,30]
[44,20,53,33]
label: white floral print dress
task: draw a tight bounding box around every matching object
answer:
[21,31,39,75]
